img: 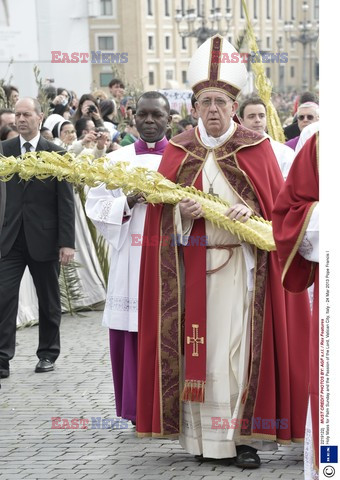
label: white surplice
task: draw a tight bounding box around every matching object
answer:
[85,144,162,331]
[267,135,295,181]
[178,119,264,459]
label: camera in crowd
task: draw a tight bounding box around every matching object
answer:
[87,105,97,114]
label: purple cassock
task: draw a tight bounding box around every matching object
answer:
[109,136,168,423]
[285,135,300,151]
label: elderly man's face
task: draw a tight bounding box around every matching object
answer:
[196,92,237,137]
[297,107,319,132]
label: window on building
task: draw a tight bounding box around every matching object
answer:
[148,35,154,50]
[290,66,295,77]
[240,0,244,18]
[100,73,113,87]
[181,0,185,15]
[166,70,174,80]
[266,67,271,78]
[165,35,171,50]
[165,0,170,16]
[314,0,319,19]
[182,70,187,83]
[98,36,114,50]
[197,0,201,16]
[100,0,113,16]
[211,0,216,9]
[266,36,271,48]
[147,0,153,15]
[278,0,283,19]
[149,71,155,85]
[227,35,233,44]
[291,0,295,20]
[266,0,270,19]
[253,0,257,19]
[181,37,187,49]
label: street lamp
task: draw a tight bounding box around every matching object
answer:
[284,0,319,90]
[175,3,233,47]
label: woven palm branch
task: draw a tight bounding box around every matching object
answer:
[0,151,275,251]
[241,0,285,143]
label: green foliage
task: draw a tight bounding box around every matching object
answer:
[110,64,144,104]
[77,186,110,288]
[34,65,52,119]
[0,59,14,109]
[235,27,248,52]
[181,103,188,119]
[59,261,85,316]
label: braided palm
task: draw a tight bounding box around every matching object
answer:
[0,151,275,251]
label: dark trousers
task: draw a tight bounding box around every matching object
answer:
[0,226,61,368]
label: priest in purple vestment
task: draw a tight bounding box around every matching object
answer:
[85,92,171,424]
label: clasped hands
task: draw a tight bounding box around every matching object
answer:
[179,198,252,223]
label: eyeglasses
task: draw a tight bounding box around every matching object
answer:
[297,114,315,121]
[199,98,230,108]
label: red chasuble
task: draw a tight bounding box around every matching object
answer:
[137,124,310,446]
[272,133,319,467]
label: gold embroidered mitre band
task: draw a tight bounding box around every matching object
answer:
[189,34,247,100]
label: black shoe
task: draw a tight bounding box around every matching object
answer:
[235,445,261,469]
[0,362,9,378]
[35,358,54,373]
[194,455,234,465]
[0,367,9,378]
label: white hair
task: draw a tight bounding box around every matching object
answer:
[298,102,319,117]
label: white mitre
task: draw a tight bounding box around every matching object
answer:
[188,34,247,100]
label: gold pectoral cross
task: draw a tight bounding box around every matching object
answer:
[187,324,204,357]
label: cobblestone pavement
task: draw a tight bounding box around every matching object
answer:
[0,313,304,480]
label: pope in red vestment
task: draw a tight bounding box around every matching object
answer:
[136,122,311,450]
[272,133,319,469]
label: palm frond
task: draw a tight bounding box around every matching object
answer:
[59,260,85,316]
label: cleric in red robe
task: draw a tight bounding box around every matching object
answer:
[136,35,311,469]
[272,132,319,471]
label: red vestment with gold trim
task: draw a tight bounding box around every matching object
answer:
[137,125,310,446]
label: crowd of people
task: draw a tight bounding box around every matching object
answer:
[0,34,319,479]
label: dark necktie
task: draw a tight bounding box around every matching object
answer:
[22,142,32,153]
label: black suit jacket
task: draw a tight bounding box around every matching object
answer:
[0,136,75,261]
[0,141,5,242]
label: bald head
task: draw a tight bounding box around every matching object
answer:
[15,98,44,141]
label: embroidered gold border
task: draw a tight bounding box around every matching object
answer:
[173,206,183,435]
[158,215,164,434]
[281,201,318,284]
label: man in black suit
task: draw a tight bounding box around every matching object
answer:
[0,97,75,379]
[0,141,5,239]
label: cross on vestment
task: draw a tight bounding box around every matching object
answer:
[187,324,204,357]
[208,186,219,197]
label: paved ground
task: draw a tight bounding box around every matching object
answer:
[0,312,304,480]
